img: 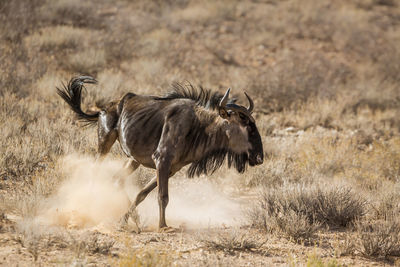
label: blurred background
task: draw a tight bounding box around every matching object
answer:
[1,0,400,183]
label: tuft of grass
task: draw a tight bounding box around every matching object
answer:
[66,49,106,74]
[171,0,239,24]
[69,232,115,257]
[355,219,400,259]
[274,210,320,244]
[371,190,400,221]
[250,52,352,113]
[40,0,105,29]
[250,185,365,242]
[15,220,45,262]
[24,26,92,51]
[332,234,356,257]
[116,248,172,267]
[306,252,343,267]
[200,229,266,255]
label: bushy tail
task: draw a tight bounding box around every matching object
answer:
[57,76,99,125]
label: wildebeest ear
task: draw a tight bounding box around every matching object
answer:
[219,107,229,119]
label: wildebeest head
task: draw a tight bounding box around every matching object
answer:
[218,88,264,166]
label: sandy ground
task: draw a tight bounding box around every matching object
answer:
[0,214,388,266]
[0,156,391,267]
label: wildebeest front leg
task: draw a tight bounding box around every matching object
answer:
[152,116,185,231]
[155,157,171,229]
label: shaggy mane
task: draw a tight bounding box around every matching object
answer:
[187,149,248,178]
[156,83,235,110]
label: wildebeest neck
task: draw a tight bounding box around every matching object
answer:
[183,107,248,177]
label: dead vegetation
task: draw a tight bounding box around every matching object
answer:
[355,220,400,259]
[1,0,400,265]
[200,229,266,255]
[117,248,172,267]
[249,185,365,243]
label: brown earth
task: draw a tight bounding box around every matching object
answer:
[1,0,400,266]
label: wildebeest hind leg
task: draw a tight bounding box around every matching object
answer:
[97,110,118,161]
[120,176,157,226]
[112,159,140,188]
[133,176,157,207]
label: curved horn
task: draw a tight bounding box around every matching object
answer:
[219,88,230,108]
[244,92,254,113]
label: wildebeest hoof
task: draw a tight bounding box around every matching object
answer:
[118,220,140,233]
[118,222,128,232]
[118,215,129,229]
[158,226,178,233]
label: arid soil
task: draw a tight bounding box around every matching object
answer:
[1,0,400,266]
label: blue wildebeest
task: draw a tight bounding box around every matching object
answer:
[57,76,263,231]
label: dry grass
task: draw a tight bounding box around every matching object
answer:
[355,220,400,259]
[69,232,115,257]
[305,252,343,267]
[66,49,107,75]
[24,26,92,51]
[250,185,365,243]
[116,248,172,267]
[200,229,266,255]
[2,0,400,265]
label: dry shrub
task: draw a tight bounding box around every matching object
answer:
[171,0,238,24]
[15,221,115,263]
[131,0,189,16]
[289,1,390,66]
[40,0,106,29]
[34,72,67,99]
[371,189,400,221]
[122,58,166,87]
[0,0,47,95]
[250,52,351,113]
[69,232,115,257]
[313,187,366,227]
[117,248,172,267]
[201,229,265,255]
[0,92,96,180]
[356,0,397,8]
[24,26,92,52]
[354,138,400,186]
[355,220,400,259]
[0,0,44,42]
[332,234,356,257]
[138,28,173,57]
[244,157,306,188]
[14,220,49,262]
[346,97,400,116]
[294,136,400,187]
[250,185,365,242]
[103,29,137,64]
[66,48,107,74]
[274,210,320,244]
[16,234,41,261]
[5,170,62,219]
[0,95,57,179]
[0,41,46,97]
[274,86,400,135]
[305,252,342,267]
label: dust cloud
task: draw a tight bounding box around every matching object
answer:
[38,155,245,231]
